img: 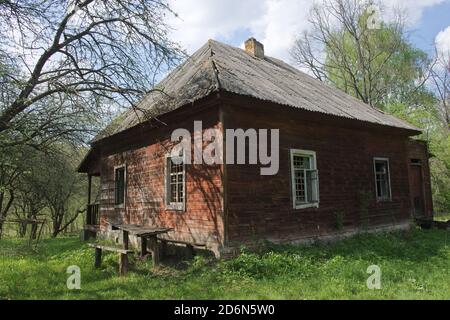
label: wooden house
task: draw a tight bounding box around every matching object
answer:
[78,38,433,257]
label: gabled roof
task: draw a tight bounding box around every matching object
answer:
[93,39,419,142]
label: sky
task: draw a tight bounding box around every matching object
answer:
[167,0,450,62]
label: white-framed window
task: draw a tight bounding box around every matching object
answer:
[290,149,319,209]
[114,165,126,207]
[373,157,392,201]
[165,154,185,211]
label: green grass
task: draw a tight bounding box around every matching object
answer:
[435,213,450,222]
[0,227,449,300]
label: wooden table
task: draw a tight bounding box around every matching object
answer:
[112,224,173,268]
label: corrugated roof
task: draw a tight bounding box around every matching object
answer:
[94,39,419,142]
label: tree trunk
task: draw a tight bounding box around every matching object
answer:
[52,214,62,238]
[18,222,27,238]
[30,211,38,240]
[30,223,38,240]
[0,191,3,240]
[0,191,4,214]
[0,190,14,240]
[51,207,84,238]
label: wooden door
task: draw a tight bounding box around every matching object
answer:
[410,164,425,218]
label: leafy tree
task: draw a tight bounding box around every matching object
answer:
[291,0,431,110]
[19,146,86,238]
[291,0,450,215]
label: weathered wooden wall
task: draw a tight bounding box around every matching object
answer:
[221,95,416,246]
[89,92,430,256]
[96,101,225,254]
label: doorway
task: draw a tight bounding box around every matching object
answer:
[410,159,425,218]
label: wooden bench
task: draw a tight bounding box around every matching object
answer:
[158,238,206,258]
[112,224,173,269]
[88,244,133,276]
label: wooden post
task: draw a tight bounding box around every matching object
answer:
[87,175,92,205]
[160,240,167,259]
[148,236,160,268]
[186,244,195,259]
[94,248,102,268]
[122,230,129,250]
[140,237,148,258]
[86,175,92,226]
[119,253,128,276]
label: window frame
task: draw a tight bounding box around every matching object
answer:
[373,157,392,202]
[290,149,319,210]
[114,164,126,208]
[165,153,186,212]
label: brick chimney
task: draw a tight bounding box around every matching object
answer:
[245,37,264,58]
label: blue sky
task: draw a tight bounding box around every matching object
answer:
[167,0,450,62]
[410,1,450,54]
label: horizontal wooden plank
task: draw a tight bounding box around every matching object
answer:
[158,237,206,247]
[112,224,173,236]
[88,244,133,254]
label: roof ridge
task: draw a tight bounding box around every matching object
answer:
[207,39,222,92]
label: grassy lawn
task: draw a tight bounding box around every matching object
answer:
[0,227,449,300]
[435,213,450,222]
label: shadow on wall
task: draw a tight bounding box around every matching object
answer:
[105,135,224,255]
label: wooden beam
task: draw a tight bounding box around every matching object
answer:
[87,174,92,205]
[186,244,195,259]
[148,236,160,268]
[122,230,129,250]
[140,237,148,257]
[119,253,129,276]
[160,240,167,259]
[94,247,102,268]
[88,244,133,254]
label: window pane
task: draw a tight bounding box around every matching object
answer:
[293,155,310,170]
[306,170,318,203]
[294,169,306,203]
[167,157,184,206]
[374,160,390,200]
[178,185,184,202]
[291,153,319,207]
[171,184,177,202]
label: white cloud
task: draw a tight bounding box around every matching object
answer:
[167,0,264,52]
[382,0,445,25]
[168,0,446,62]
[435,25,450,55]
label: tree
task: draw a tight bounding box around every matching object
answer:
[13,168,47,239]
[427,49,450,215]
[0,0,184,237]
[0,0,183,148]
[0,145,23,238]
[430,49,450,130]
[290,0,430,110]
[22,147,86,238]
[291,0,450,216]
